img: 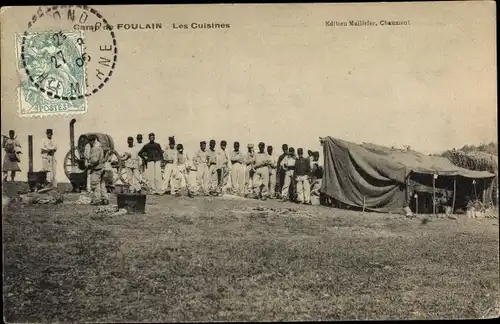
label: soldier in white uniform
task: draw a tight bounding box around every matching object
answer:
[217,140,230,195]
[41,129,58,187]
[161,136,177,195]
[207,140,219,195]
[121,136,142,192]
[192,141,209,196]
[267,145,278,198]
[252,142,271,200]
[281,147,296,202]
[230,141,246,196]
[172,143,194,197]
[244,144,256,196]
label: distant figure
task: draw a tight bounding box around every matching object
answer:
[276,144,289,199]
[207,140,218,195]
[172,143,194,197]
[307,149,314,169]
[267,145,277,198]
[230,141,246,196]
[192,141,209,196]
[138,133,164,195]
[253,142,271,200]
[217,140,230,194]
[162,136,177,195]
[245,144,256,195]
[87,134,110,205]
[136,134,146,174]
[2,130,22,182]
[41,128,58,187]
[83,141,92,193]
[295,148,312,204]
[121,136,142,193]
[281,147,296,202]
[310,151,323,206]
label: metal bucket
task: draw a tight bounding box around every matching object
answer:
[117,193,146,213]
[27,171,48,192]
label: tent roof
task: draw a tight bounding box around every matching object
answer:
[324,137,496,180]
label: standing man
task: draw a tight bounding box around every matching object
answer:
[307,150,314,168]
[230,141,245,196]
[310,151,323,206]
[281,147,296,202]
[41,129,58,187]
[276,144,289,199]
[162,136,177,195]
[252,142,271,200]
[207,140,218,195]
[172,143,194,197]
[121,136,142,193]
[83,141,92,193]
[138,133,164,195]
[244,144,256,196]
[2,130,22,182]
[136,134,146,176]
[267,145,277,198]
[217,140,230,195]
[87,134,109,205]
[193,141,209,196]
[295,148,312,204]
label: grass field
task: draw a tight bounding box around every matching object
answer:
[3,182,499,321]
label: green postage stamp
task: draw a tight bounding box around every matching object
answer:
[15,31,88,117]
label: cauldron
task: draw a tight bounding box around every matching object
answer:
[27,171,48,192]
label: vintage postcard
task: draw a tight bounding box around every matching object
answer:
[1,2,498,322]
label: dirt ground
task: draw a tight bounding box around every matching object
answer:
[3,182,499,321]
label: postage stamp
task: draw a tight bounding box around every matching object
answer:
[15,31,88,117]
[15,5,118,117]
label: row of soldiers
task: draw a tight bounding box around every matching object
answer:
[117,133,324,204]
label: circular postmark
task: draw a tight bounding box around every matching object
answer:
[20,5,117,101]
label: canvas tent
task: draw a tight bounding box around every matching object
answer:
[320,137,496,213]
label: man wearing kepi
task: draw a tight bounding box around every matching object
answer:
[162,136,177,195]
[121,136,142,193]
[217,140,231,194]
[295,148,312,204]
[281,147,296,202]
[244,144,256,196]
[230,141,245,196]
[138,133,164,195]
[87,134,110,205]
[267,145,277,198]
[2,130,22,182]
[192,141,209,196]
[40,129,58,187]
[207,140,219,195]
[276,144,289,199]
[136,134,146,175]
[252,142,271,200]
[172,143,194,198]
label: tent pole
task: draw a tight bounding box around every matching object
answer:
[452,177,456,214]
[362,196,366,212]
[432,175,436,216]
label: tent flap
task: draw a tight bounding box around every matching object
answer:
[321,137,495,212]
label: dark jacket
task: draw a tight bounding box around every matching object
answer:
[138,142,164,162]
[294,156,311,177]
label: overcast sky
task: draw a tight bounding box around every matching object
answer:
[1,3,496,182]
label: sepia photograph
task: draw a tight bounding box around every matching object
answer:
[1,2,498,322]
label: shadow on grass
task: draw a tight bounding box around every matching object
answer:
[3,194,499,321]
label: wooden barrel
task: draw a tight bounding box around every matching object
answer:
[77,133,115,154]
